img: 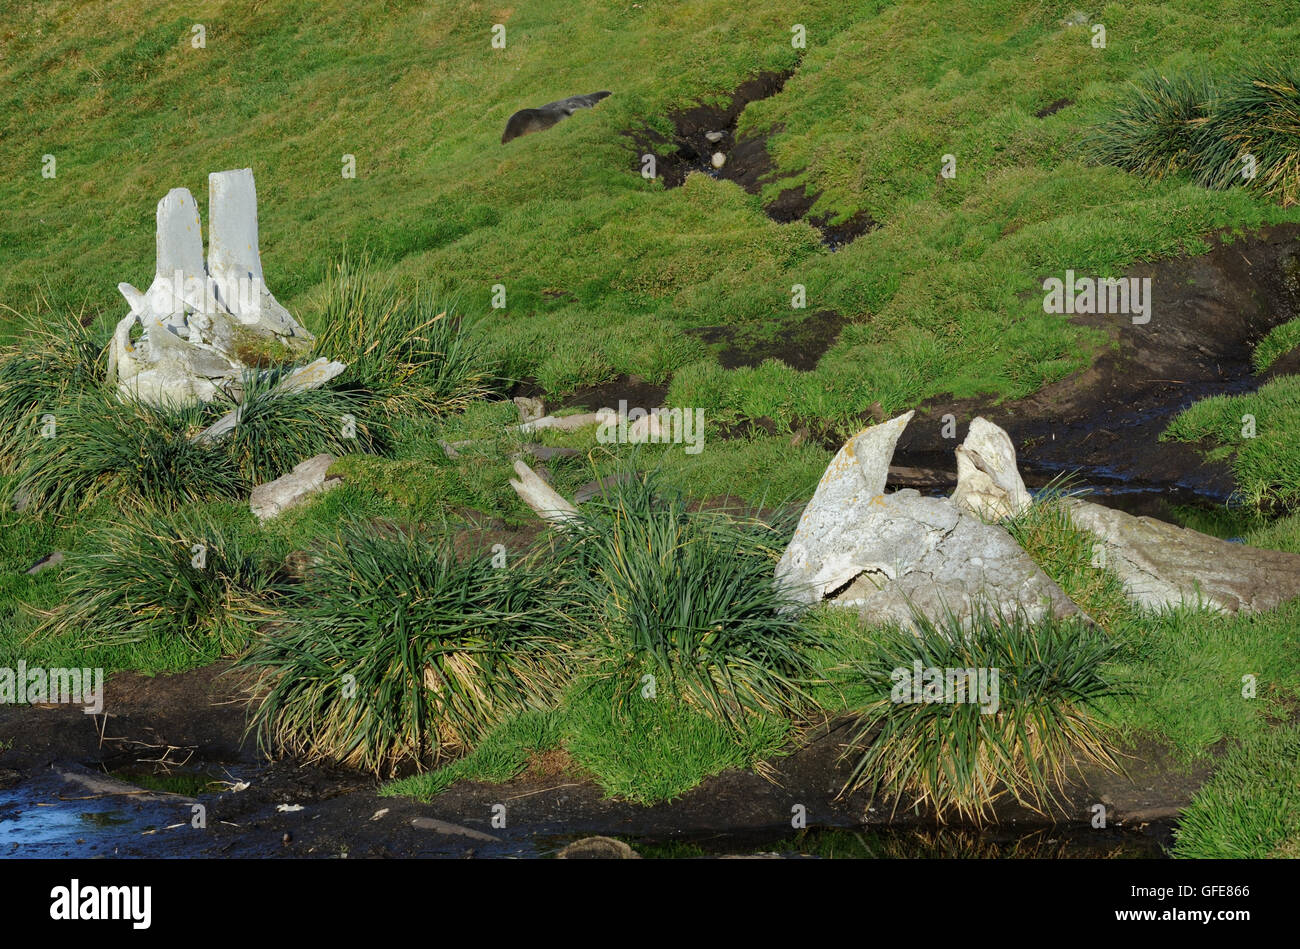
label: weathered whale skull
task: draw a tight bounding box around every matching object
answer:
[109,169,319,407]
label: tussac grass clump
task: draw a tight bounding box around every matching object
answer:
[0,307,107,474]
[244,522,577,775]
[218,369,383,483]
[1091,64,1300,206]
[1085,71,1217,180]
[2,332,385,514]
[310,255,493,417]
[1004,486,1133,633]
[14,391,247,513]
[558,470,820,729]
[1192,66,1300,206]
[37,510,279,655]
[841,606,1124,823]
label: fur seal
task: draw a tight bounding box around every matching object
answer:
[501,91,611,144]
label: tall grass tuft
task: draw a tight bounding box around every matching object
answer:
[841,605,1125,823]
[310,254,494,416]
[38,510,279,655]
[1089,64,1300,206]
[15,390,246,513]
[0,306,107,473]
[1192,65,1300,206]
[244,521,576,775]
[558,469,821,729]
[1003,481,1133,633]
[217,369,384,482]
[1085,71,1217,179]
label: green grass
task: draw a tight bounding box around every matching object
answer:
[1251,316,1300,372]
[1005,488,1134,632]
[4,1,1298,433]
[839,605,1125,822]
[243,519,577,775]
[384,678,792,805]
[560,677,790,803]
[383,708,564,799]
[1162,375,1300,509]
[1173,724,1300,858]
[557,468,821,728]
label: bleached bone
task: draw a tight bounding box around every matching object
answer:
[509,460,579,526]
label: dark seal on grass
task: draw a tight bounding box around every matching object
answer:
[502,91,612,144]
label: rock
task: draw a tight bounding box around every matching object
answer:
[26,551,65,575]
[556,836,641,859]
[711,152,726,169]
[513,396,545,424]
[1064,499,1300,613]
[410,817,500,842]
[776,411,1081,630]
[951,417,1032,520]
[519,443,581,462]
[250,453,340,521]
[704,131,725,143]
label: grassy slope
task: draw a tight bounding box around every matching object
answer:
[4,1,1299,432]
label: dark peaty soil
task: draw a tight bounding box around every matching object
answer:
[881,224,1300,499]
[625,70,877,251]
[0,664,1194,858]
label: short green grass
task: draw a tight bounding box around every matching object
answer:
[1162,375,1300,509]
[1173,724,1300,858]
[4,1,1299,435]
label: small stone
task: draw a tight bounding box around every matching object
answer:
[520,444,581,462]
[410,817,500,842]
[513,396,545,424]
[711,152,726,169]
[26,551,65,575]
[557,836,641,859]
[704,131,725,143]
